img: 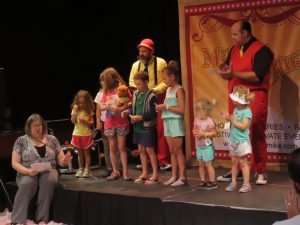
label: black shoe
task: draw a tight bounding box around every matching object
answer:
[216,171,243,182]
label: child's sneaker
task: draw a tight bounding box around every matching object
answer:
[239,184,251,193]
[170,179,188,187]
[198,181,207,189]
[75,168,84,178]
[225,182,237,192]
[163,177,177,186]
[82,168,91,178]
[204,181,217,190]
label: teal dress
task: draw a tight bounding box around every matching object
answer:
[162,85,185,137]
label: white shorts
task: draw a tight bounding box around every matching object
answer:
[228,140,252,157]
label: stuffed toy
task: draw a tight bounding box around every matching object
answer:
[116,84,130,108]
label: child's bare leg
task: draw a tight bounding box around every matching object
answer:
[199,161,206,181]
[205,162,215,182]
[84,148,91,169]
[231,157,239,184]
[139,145,148,178]
[146,147,158,180]
[239,156,250,185]
[117,135,129,178]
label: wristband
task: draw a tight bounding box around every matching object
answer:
[166,105,170,110]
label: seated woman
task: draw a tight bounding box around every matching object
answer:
[11,114,72,225]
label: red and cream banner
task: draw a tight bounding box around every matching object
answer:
[180,0,300,164]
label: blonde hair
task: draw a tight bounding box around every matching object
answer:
[71,90,95,115]
[195,98,216,116]
[99,67,125,91]
[232,86,255,103]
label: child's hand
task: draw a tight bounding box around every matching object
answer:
[221,112,232,122]
[192,127,199,137]
[110,106,120,114]
[130,115,142,122]
[71,115,78,124]
[121,110,129,118]
[155,103,166,112]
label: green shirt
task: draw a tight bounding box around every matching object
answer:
[133,92,147,132]
[230,107,252,142]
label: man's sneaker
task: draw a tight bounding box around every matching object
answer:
[204,181,218,190]
[225,182,237,192]
[82,168,91,178]
[160,164,172,171]
[255,174,267,185]
[136,164,142,170]
[198,181,207,190]
[75,168,84,178]
[239,184,251,193]
[217,171,243,182]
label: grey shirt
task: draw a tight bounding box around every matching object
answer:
[13,134,61,169]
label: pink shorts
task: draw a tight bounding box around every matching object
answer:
[71,135,93,149]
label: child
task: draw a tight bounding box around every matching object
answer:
[223,85,255,193]
[192,99,217,190]
[71,90,95,178]
[100,67,132,181]
[155,60,187,187]
[122,71,159,184]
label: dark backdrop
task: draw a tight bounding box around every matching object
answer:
[2,0,180,130]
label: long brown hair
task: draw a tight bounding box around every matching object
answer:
[99,67,125,91]
[71,90,95,115]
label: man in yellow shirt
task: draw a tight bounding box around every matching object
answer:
[129,38,171,170]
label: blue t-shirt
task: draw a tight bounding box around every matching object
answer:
[230,107,252,142]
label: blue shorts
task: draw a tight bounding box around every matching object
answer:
[196,145,215,162]
[163,118,185,137]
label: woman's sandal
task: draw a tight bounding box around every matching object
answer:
[124,176,133,181]
[145,178,160,185]
[134,177,148,183]
[106,171,120,181]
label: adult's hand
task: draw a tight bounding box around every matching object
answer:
[218,63,233,80]
[26,168,38,176]
[285,189,300,218]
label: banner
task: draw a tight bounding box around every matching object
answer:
[180,0,300,165]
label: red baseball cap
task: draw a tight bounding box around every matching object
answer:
[137,39,155,52]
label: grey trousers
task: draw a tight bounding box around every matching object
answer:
[11,169,58,224]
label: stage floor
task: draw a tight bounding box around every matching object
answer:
[4,165,289,225]
[59,166,289,212]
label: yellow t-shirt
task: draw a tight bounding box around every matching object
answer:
[72,110,93,136]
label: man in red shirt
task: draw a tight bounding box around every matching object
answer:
[217,20,273,185]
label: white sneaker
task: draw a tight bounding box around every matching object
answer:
[136,164,142,170]
[75,168,84,178]
[82,168,91,178]
[255,174,267,185]
[160,164,172,171]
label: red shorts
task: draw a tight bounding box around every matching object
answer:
[71,135,93,149]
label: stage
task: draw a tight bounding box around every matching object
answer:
[5,166,285,225]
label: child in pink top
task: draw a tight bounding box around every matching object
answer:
[99,67,132,181]
[192,99,217,190]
